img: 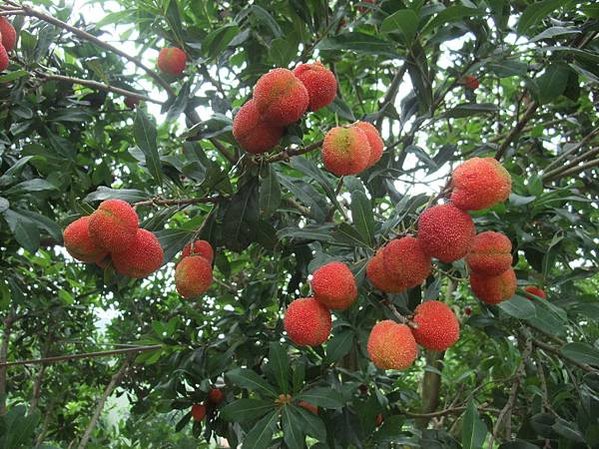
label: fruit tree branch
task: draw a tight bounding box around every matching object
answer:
[266,139,324,163]
[494,101,538,161]
[543,125,599,172]
[133,195,224,208]
[543,151,599,182]
[531,337,597,374]
[375,63,407,129]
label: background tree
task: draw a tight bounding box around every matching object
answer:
[0,1,598,448]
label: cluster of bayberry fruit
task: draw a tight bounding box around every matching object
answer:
[0,17,16,72]
[190,387,225,423]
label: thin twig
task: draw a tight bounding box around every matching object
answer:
[133,196,223,208]
[543,153,599,182]
[495,102,538,161]
[265,139,324,163]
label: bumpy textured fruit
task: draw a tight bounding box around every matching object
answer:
[0,18,16,51]
[208,388,224,405]
[175,256,213,298]
[418,204,475,263]
[463,75,479,90]
[182,239,214,263]
[312,261,358,310]
[63,216,108,263]
[124,96,140,109]
[411,301,460,351]
[191,404,206,421]
[524,286,546,300]
[112,229,164,278]
[366,250,405,293]
[466,231,512,276]
[450,157,512,211]
[322,126,371,176]
[382,236,431,289]
[232,100,284,154]
[298,400,318,415]
[293,62,337,111]
[0,44,8,72]
[354,122,384,168]
[470,268,517,305]
[284,297,332,347]
[367,320,418,370]
[253,68,309,126]
[88,199,139,252]
[157,47,187,76]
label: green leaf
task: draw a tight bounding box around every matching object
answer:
[333,223,371,248]
[84,186,150,203]
[259,166,281,218]
[561,343,599,367]
[499,441,542,449]
[535,63,571,104]
[498,296,536,320]
[268,342,289,394]
[282,406,305,449]
[226,368,278,398]
[247,5,283,37]
[5,178,57,196]
[222,179,260,252]
[424,5,484,33]
[220,399,274,422]
[462,400,487,449]
[297,387,344,409]
[445,103,498,118]
[3,209,40,252]
[0,70,28,83]
[242,410,279,449]
[293,405,327,440]
[318,33,398,58]
[517,0,572,35]
[529,26,580,43]
[380,9,419,43]
[16,209,62,242]
[204,24,240,59]
[269,37,298,66]
[134,109,163,185]
[350,190,375,246]
[326,329,354,363]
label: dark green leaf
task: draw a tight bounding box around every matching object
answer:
[84,187,150,203]
[282,406,305,449]
[259,166,281,218]
[242,410,279,449]
[445,103,498,118]
[3,209,40,252]
[226,368,278,398]
[517,0,571,35]
[318,33,398,58]
[498,296,536,320]
[220,399,274,422]
[462,400,487,449]
[535,63,571,104]
[268,342,289,394]
[350,190,375,246]
[326,329,354,362]
[134,109,163,185]
[381,9,419,43]
[561,343,599,367]
[297,387,344,409]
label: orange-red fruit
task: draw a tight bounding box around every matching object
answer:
[124,96,140,109]
[524,286,546,300]
[322,126,371,176]
[470,268,517,305]
[382,236,432,289]
[232,100,284,154]
[208,388,224,405]
[182,239,214,263]
[112,229,164,278]
[284,297,332,347]
[298,400,319,415]
[253,68,309,126]
[367,321,418,370]
[175,256,213,298]
[353,121,384,168]
[88,199,139,252]
[63,216,108,263]
[0,18,16,52]
[0,44,8,72]
[418,204,475,263]
[411,301,460,351]
[466,231,512,276]
[157,47,187,76]
[450,157,512,211]
[191,403,206,421]
[293,62,337,111]
[463,75,479,90]
[366,250,405,293]
[312,261,358,310]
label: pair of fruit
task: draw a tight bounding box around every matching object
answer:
[175,240,214,298]
[367,301,460,370]
[63,199,163,278]
[191,388,225,422]
[232,63,337,154]
[0,17,17,71]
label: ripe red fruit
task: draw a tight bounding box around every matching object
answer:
[253,68,309,126]
[124,96,140,109]
[63,216,108,263]
[311,261,358,310]
[524,286,546,300]
[284,297,332,347]
[411,301,460,351]
[470,268,517,305]
[88,199,139,252]
[175,256,213,298]
[232,100,284,154]
[418,204,475,263]
[375,413,384,427]
[191,403,206,421]
[293,62,337,111]
[450,157,512,211]
[0,44,8,72]
[466,231,512,276]
[157,47,187,76]
[382,236,432,290]
[298,400,319,415]
[208,388,224,405]
[0,18,16,52]
[322,126,371,176]
[112,229,164,278]
[367,320,418,370]
[366,250,405,293]
[463,75,479,90]
[182,239,214,263]
[353,121,384,168]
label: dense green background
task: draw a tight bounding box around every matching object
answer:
[0,0,598,448]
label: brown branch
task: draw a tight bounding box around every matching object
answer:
[133,196,223,208]
[532,337,597,374]
[19,4,175,96]
[375,64,407,129]
[543,125,599,172]
[403,405,501,418]
[543,152,599,182]
[36,72,163,105]
[0,345,162,367]
[0,314,14,415]
[495,101,538,161]
[265,139,324,164]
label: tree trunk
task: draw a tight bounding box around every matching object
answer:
[0,314,14,416]
[75,358,131,449]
